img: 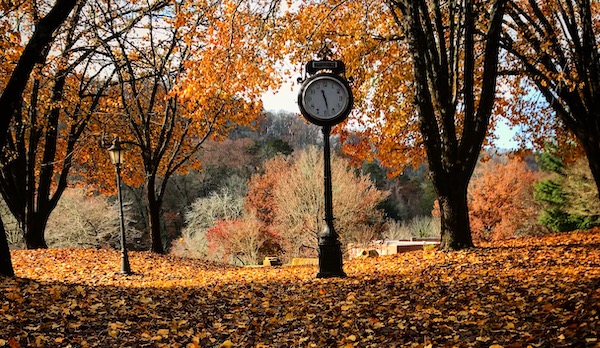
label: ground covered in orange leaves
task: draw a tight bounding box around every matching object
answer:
[1,230,599,348]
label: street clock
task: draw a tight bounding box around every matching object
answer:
[298,73,353,127]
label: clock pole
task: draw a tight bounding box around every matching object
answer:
[297,43,351,278]
[317,125,346,278]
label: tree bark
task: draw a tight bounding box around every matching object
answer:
[390,0,505,250]
[24,212,50,249]
[436,179,474,250]
[0,219,15,277]
[146,177,165,254]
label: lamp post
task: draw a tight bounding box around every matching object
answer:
[108,138,131,275]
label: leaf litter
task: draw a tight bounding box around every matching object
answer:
[1,229,599,347]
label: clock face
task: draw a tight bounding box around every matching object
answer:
[300,75,350,122]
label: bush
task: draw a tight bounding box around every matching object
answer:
[0,198,24,248]
[247,147,389,260]
[205,218,275,265]
[534,149,600,232]
[172,187,244,259]
[469,157,545,241]
[45,187,143,249]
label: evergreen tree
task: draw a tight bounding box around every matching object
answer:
[534,144,599,232]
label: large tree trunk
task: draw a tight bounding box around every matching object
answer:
[23,212,49,249]
[148,203,164,254]
[436,179,474,250]
[394,0,505,251]
[0,218,15,277]
[573,109,600,203]
[146,177,165,254]
[580,133,600,203]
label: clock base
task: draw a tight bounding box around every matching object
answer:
[316,239,346,278]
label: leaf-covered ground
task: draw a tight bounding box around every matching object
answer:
[1,230,599,348]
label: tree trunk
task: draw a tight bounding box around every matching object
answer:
[146,178,165,254]
[0,218,15,277]
[23,212,49,249]
[148,203,164,254]
[437,180,474,250]
[581,136,600,203]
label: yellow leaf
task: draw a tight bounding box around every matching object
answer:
[157,329,170,336]
[489,345,504,348]
[220,340,234,348]
[346,335,357,342]
[373,322,384,329]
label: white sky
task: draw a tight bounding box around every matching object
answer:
[261,81,298,113]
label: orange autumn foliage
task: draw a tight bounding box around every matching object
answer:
[468,157,545,242]
[245,155,291,226]
[80,0,280,195]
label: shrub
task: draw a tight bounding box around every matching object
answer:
[534,148,600,232]
[469,157,545,242]
[0,198,23,248]
[172,187,244,259]
[205,218,276,265]
[562,159,600,222]
[247,147,389,260]
[45,187,143,249]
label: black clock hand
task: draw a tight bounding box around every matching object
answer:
[321,90,329,110]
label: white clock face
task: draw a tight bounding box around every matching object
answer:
[301,76,350,120]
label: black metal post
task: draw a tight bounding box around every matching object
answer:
[116,163,131,275]
[317,125,346,278]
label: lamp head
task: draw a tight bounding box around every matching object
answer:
[108,138,125,165]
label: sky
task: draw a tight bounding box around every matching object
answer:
[262,81,298,113]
